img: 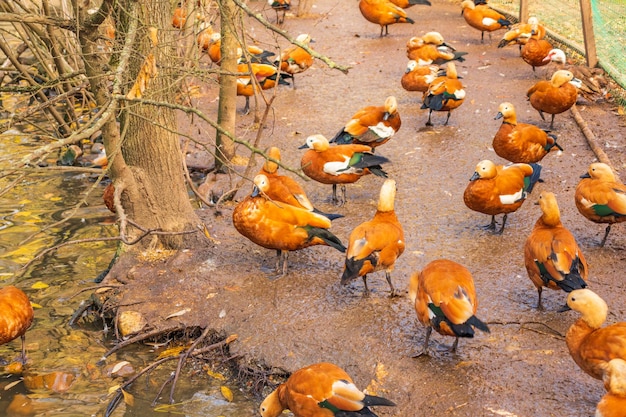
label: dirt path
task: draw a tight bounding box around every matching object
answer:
[101,0,626,416]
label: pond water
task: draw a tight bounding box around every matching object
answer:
[0,128,256,416]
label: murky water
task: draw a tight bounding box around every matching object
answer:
[0,128,254,416]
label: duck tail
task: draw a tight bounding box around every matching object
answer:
[352,153,390,170]
[467,315,490,333]
[498,18,512,28]
[341,255,376,284]
[362,394,397,407]
[545,133,564,151]
[525,163,543,194]
[454,51,468,62]
[556,258,588,292]
[330,129,354,145]
[409,0,431,5]
[307,227,346,252]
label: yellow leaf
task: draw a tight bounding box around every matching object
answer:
[49,197,62,202]
[206,369,226,381]
[156,346,186,360]
[220,386,233,402]
[30,302,43,309]
[108,385,121,395]
[122,389,135,406]
[31,281,49,289]
[148,27,158,47]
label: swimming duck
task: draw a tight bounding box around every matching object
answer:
[359,0,422,37]
[330,96,401,149]
[275,33,313,89]
[463,159,542,234]
[524,191,588,310]
[341,179,405,297]
[300,134,390,205]
[259,362,396,417]
[409,259,490,355]
[562,289,626,381]
[526,69,580,129]
[421,61,466,126]
[493,102,562,164]
[0,286,34,364]
[460,0,511,43]
[232,174,345,276]
[574,162,626,246]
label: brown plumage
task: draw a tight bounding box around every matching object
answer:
[421,62,466,126]
[232,174,345,276]
[0,286,34,364]
[409,259,490,355]
[341,179,405,297]
[235,63,291,114]
[463,159,542,234]
[526,69,580,129]
[406,32,468,66]
[330,96,401,149]
[493,102,562,163]
[597,359,626,417]
[498,17,545,48]
[401,61,441,93]
[358,0,417,37]
[544,48,610,102]
[524,191,588,310]
[389,0,431,7]
[563,289,626,381]
[574,162,626,246]
[460,0,511,42]
[521,37,553,72]
[299,134,390,205]
[259,362,396,417]
[268,0,290,24]
[275,34,313,89]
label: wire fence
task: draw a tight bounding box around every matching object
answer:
[489,0,626,94]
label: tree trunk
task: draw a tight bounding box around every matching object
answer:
[215,0,238,173]
[112,0,201,250]
[297,0,314,16]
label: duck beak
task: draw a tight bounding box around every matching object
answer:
[251,185,260,197]
[383,111,391,121]
[298,143,309,149]
[469,172,480,181]
[569,77,583,89]
[580,172,591,179]
[557,304,571,313]
[494,112,503,120]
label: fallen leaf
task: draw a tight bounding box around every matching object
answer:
[165,308,190,320]
[31,281,49,289]
[122,389,135,406]
[220,385,233,402]
[206,369,226,380]
[156,346,186,359]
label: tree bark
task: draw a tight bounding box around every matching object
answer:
[215,0,238,173]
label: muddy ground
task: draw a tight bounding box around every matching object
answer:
[99,0,626,415]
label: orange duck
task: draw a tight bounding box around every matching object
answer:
[493,102,563,164]
[389,0,431,7]
[330,96,401,149]
[172,6,187,29]
[524,191,588,310]
[498,17,546,49]
[409,259,490,355]
[562,289,626,381]
[341,179,405,297]
[526,69,580,129]
[300,135,390,205]
[406,32,468,66]
[202,33,275,66]
[259,362,396,417]
[233,174,345,276]
[463,159,542,234]
[268,0,290,24]
[460,0,511,43]
[358,0,423,37]
[521,36,553,72]
[597,359,626,417]
[258,147,343,220]
[275,33,313,89]
[421,61,466,126]
[0,286,34,364]
[236,63,291,114]
[401,61,442,93]
[544,48,610,102]
[574,162,626,247]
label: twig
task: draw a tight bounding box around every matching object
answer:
[99,326,186,363]
[169,327,214,403]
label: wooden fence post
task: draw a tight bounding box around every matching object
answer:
[579,0,598,67]
[519,0,529,23]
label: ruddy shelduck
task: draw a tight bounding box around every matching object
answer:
[597,358,626,417]
[521,36,553,72]
[460,0,511,42]
[201,32,275,67]
[235,63,291,114]
[258,147,342,220]
[562,289,626,381]
[389,0,431,7]
[232,175,345,276]
[406,32,468,66]
[359,0,425,37]
[259,362,396,417]
[409,259,490,355]
[268,0,290,24]
[341,179,405,297]
[401,61,442,93]
[299,134,390,205]
[524,192,588,310]
[0,286,34,364]
[526,69,580,129]
[463,159,542,234]
[275,33,313,89]
[493,102,563,164]
[575,162,626,246]
[421,62,466,126]
[544,49,609,102]
[498,17,545,48]
[330,96,401,149]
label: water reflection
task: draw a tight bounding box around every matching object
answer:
[0,132,254,416]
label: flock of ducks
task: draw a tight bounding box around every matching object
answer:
[226,1,626,416]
